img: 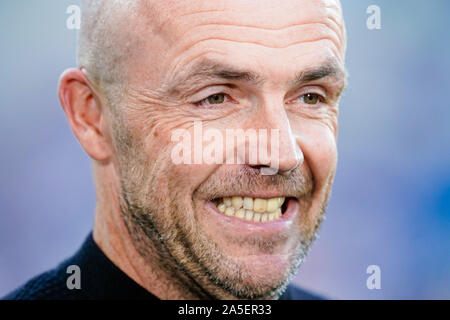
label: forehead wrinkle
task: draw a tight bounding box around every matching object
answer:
[177,17,341,32]
[324,15,344,44]
[170,18,343,53]
[164,0,343,26]
[135,1,346,92]
[175,36,342,62]
[157,9,224,33]
[175,20,343,50]
[322,1,347,50]
[154,0,345,51]
[167,20,344,61]
[324,7,345,41]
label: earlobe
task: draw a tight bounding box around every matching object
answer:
[58,68,112,161]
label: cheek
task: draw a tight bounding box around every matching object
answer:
[137,119,218,202]
[295,121,338,190]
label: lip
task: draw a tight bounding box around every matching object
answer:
[204,197,299,234]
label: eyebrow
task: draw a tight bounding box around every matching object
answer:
[167,60,262,95]
[290,59,347,88]
[167,58,347,96]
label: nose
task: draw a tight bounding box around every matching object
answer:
[247,99,304,175]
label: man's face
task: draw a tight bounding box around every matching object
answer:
[111,0,346,299]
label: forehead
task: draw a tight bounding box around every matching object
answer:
[133,0,345,87]
[153,0,344,43]
[153,0,343,26]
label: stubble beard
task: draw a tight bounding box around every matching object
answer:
[112,120,332,299]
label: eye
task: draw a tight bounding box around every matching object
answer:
[206,94,226,104]
[195,93,229,107]
[300,93,322,105]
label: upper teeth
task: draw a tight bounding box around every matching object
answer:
[216,196,285,223]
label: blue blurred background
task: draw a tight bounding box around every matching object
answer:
[0,0,449,299]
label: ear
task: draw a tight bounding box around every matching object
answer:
[58,68,112,161]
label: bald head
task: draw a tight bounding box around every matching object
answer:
[77,0,345,106]
[77,0,139,95]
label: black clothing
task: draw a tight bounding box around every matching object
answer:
[3,233,322,300]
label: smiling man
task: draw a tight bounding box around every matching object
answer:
[4,0,347,300]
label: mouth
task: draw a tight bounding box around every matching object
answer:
[211,196,290,223]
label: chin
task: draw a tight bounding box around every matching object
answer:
[200,242,304,299]
[213,264,294,299]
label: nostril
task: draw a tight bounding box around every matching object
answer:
[248,164,269,170]
[243,164,272,176]
[247,164,278,176]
